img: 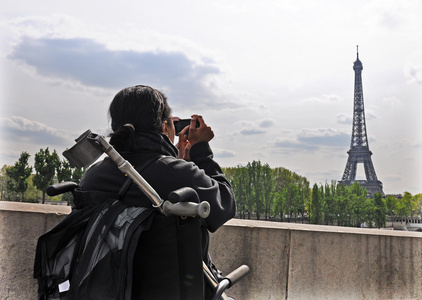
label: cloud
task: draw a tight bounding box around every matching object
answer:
[336,113,352,124]
[9,37,221,107]
[382,96,402,106]
[272,128,349,152]
[383,175,402,182]
[404,64,422,85]
[273,138,317,151]
[240,129,266,135]
[0,116,71,146]
[213,148,236,159]
[298,128,350,147]
[259,118,274,128]
[302,94,342,104]
[365,110,378,120]
[235,118,274,136]
[336,110,377,124]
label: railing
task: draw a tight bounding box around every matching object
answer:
[1,201,421,300]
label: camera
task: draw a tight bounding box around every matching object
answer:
[174,118,200,136]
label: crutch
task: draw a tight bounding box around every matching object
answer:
[63,130,210,218]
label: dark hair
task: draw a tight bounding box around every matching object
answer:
[108,85,172,151]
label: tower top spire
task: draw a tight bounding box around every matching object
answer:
[353,45,362,71]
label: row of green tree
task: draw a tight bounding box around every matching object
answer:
[2,152,421,229]
[223,160,422,228]
[0,149,84,203]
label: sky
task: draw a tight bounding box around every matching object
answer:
[1,0,421,195]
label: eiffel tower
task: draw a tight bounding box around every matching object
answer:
[339,46,383,196]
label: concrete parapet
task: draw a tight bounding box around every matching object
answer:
[209,219,422,299]
[1,201,421,299]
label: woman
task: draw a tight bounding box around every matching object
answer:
[79,85,236,299]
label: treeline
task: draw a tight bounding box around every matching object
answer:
[310,181,386,228]
[223,160,422,229]
[2,152,421,227]
[0,149,84,204]
[223,160,310,221]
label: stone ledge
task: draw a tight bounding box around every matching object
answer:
[225,218,422,237]
[0,201,71,215]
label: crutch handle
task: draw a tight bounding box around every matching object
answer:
[162,200,210,218]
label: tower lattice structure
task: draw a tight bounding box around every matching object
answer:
[339,47,383,196]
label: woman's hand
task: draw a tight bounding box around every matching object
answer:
[176,127,191,160]
[177,115,214,161]
[187,115,214,145]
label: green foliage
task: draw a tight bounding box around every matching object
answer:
[395,192,422,222]
[224,166,248,219]
[33,148,61,204]
[373,192,387,228]
[56,159,86,204]
[1,165,12,201]
[24,175,41,202]
[2,148,87,204]
[310,183,322,224]
[222,160,406,230]
[5,152,32,202]
[223,160,310,222]
[385,195,398,226]
[57,159,73,183]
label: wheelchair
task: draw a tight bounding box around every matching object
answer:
[34,130,249,300]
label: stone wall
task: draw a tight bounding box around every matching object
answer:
[1,201,421,300]
[0,202,71,300]
[209,219,422,299]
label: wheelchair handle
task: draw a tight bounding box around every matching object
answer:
[225,265,250,287]
[162,200,210,218]
[212,265,250,300]
[47,182,79,196]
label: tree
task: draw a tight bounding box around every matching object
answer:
[373,192,387,229]
[57,159,73,183]
[0,165,10,201]
[249,160,264,220]
[224,166,248,219]
[261,163,273,220]
[70,166,85,184]
[350,182,367,227]
[323,181,335,225]
[385,195,398,227]
[5,152,32,202]
[395,195,410,223]
[24,175,42,203]
[310,183,323,224]
[413,193,422,217]
[364,197,375,228]
[33,148,60,204]
[398,192,415,223]
[244,161,256,219]
[272,191,284,221]
[282,184,293,222]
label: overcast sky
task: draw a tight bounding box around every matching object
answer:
[1,0,421,195]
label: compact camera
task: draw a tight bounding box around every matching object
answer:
[174,118,200,136]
